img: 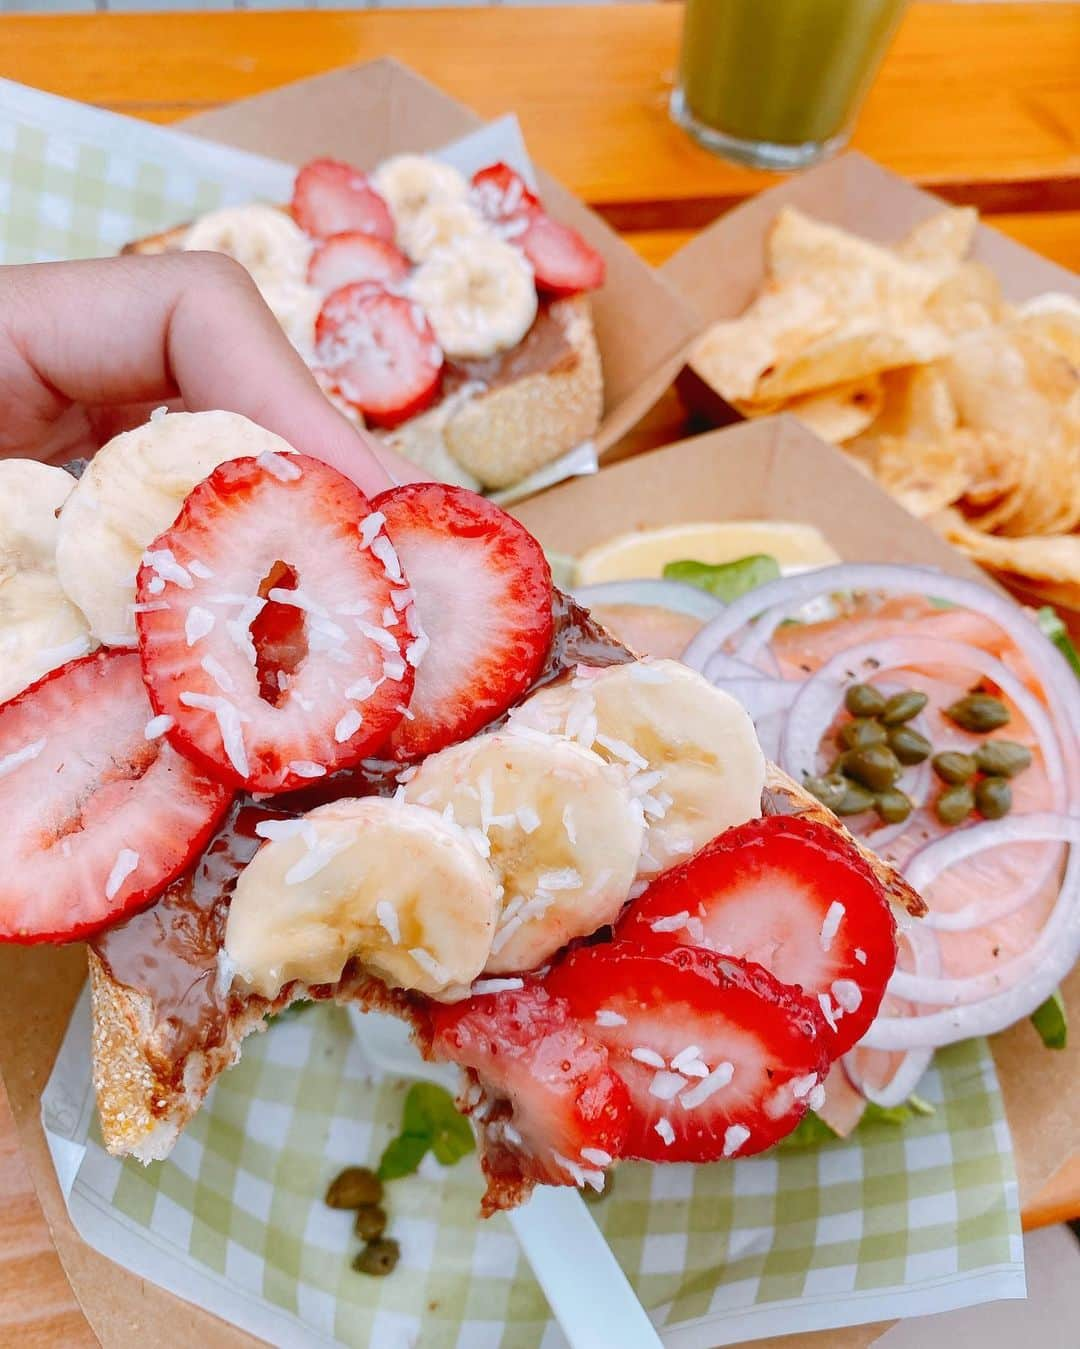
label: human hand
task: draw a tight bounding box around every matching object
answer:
[0,251,423,496]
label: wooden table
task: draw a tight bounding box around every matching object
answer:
[1,4,1078,1343]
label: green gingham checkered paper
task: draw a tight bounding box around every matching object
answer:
[43,988,1024,1348]
[0,80,297,264]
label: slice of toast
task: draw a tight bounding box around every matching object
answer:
[88,597,922,1204]
[125,215,603,491]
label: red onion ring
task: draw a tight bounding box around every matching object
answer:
[702,650,782,682]
[860,814,1080,1046]
[842,922,941,1106]
[842,1045,936,1110]
[909,815,1068,933]
[707,676,800,722]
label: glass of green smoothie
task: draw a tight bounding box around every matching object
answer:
[671,0,909,170]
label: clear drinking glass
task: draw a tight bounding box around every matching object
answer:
[670,0,909,171]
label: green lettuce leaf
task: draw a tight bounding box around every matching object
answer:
[1037,606,1080,680]
[378,1082,476,1181]
[663,554,781,603]
[779,1096,936,1150]
[1030,989,1068,1050]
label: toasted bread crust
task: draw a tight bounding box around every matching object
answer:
[763,762,927,919]
[90,948,430,1165]
[89,948,275,1162]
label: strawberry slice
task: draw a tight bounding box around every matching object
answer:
[545,943,829,1163]
[0,651,232,944]
[429,984,630,1201]
[620,815,898,1057]
[136,454,415,794]
[371,483,554,760]
[307,232,410,292]
[315,285,443,429]
[291,159,394,242]
[469,163,604,296]
[470,162,541,223]
[519,213,606,296]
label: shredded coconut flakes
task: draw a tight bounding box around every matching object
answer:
[105,848,140,900]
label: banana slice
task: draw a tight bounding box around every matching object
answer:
[225,798,501,1001]
[259,278,323,359]
[405,731,644,975]
[402,201,490,263]
[55,410,297,647]
[507,659,765,876]
[183,205,320,353]
[410,235,537,360]
[0,461,95,704]
[372,155,468,245]
[184,203,311,289]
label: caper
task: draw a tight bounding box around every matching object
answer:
[804,774,849,811]
[973,740,1032,778]
[325,1166,383,1210]
[887,725,932,765]
[936,783,975,826]
[932,751,977,785]
[354,1204,388,1241]
[843,745,902,792]
[833,782,876,815]
[976,777,1012,820]
[874,788,913,824]
[880,690,929,725]
[945,693,1010,733]
[837,717,888,751]
[844,683,886,718]
[352,1237,400,1277]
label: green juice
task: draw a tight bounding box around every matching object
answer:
[676,0,908,164]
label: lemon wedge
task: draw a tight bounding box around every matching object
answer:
[575,521,840,584]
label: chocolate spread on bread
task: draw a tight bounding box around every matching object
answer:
[442,300,578,398]
[90,592,631,1068]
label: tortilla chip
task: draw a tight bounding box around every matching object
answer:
[784,378,884,443]
[944,325,1078,442]
[692,203,1079,592]
[1014,292,1080,366]
[898,208,978,265]
[925,261,1005,335]
[874,431,978,518]
[691,322,777,405]
[956,426,1080,540]
[858,363,958,446]
[956,429,1030,522]
[766,207,944,319]
[937,509,1080,585]
[690,281,836,403]
[753,322,951,403]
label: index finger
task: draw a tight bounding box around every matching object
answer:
[0,252,424,495]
